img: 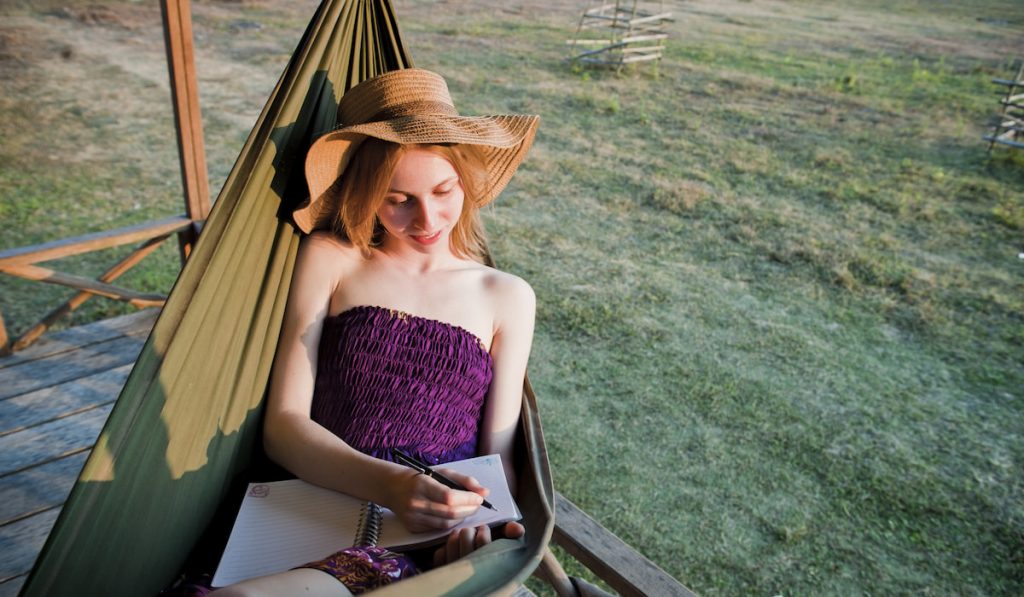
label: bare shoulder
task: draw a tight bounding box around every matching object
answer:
[480,267,536,329]
[298,231,361,273]
[290,231,362,304]
[302,230,359,259]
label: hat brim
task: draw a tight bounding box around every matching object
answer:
[295,113,539,233]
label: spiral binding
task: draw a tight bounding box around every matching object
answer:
[354,501,383,547]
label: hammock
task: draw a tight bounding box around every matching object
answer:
[21,1,554,595]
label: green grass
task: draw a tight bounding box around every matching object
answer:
[2,0,1022,594]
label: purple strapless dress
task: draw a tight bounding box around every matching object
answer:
[310,305,494,466]
[161,307,495,596]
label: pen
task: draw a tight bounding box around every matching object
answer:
[390,448,497,511]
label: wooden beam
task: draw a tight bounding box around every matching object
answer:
[620,53,663,63]
[553,492,696,597]
[582,11,671,25]
[566,38,616,46]
[160,0,210,262]
[0,264,166,309]
[8,235,168,353]
[984,135,1024,149]
[583,4,618,17]
[0,216,191,269]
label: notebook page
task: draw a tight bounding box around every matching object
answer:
[211,480,365,586]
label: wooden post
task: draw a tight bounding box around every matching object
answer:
[535,548,580,597]
[0,307,9,357]
[160,0,211,262]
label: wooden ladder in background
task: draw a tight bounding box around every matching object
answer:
[985,61,1024,151]
[567,1,672,71]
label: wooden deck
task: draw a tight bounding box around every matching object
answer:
[0,309,158,596]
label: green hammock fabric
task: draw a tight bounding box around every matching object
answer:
[22,1,553,595]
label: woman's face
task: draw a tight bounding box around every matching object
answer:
[377,148,465,252]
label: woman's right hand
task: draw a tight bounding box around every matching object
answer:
[388,468,488,533]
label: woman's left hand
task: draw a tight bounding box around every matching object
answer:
[432,521,526,567]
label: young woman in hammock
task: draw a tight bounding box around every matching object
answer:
[211,68,539,596]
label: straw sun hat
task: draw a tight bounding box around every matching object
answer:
[295,68,540,233]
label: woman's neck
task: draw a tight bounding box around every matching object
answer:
[374,240,463,274]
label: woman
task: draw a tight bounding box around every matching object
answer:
[212,68,539,595]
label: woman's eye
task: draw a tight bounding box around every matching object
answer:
[387,196,408,205]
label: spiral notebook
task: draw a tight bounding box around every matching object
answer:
[211,453,520,587]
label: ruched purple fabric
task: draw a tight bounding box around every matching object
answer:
[311,305,494,466]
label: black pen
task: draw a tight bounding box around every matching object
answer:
[390,448,497,511]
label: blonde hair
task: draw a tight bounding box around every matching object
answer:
[329,139,488,261]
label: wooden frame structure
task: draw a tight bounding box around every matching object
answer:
[0,0,210,357]
[985,61,1024,151]
[567,1,671,71]
[0,1,696,594]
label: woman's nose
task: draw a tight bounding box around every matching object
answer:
[414,200,436,230]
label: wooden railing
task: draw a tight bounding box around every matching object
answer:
[532,492,697,596]
[0,0,209,357]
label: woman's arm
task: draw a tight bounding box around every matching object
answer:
[263,234,484,531]
[479,272,536,494]
[431,272,535,567]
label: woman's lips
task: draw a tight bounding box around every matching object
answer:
[411,230,442,245]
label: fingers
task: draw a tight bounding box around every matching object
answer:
[445,526,479,563]
[443,527,462,565]
[402,510,470,533]
[412,474,483,515]
[433,524,503,567]
[502,521,525,540]
[474,523,492,549]
[459,525,476,555]
[436,469,490,498]
[396,473,485,532]
[408,490,481,519]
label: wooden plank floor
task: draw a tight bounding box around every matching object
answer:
[0,309,158,597]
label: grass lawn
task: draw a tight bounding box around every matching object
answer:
[1,0,1022,594]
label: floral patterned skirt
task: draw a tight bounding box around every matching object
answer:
[298,545,419,594]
